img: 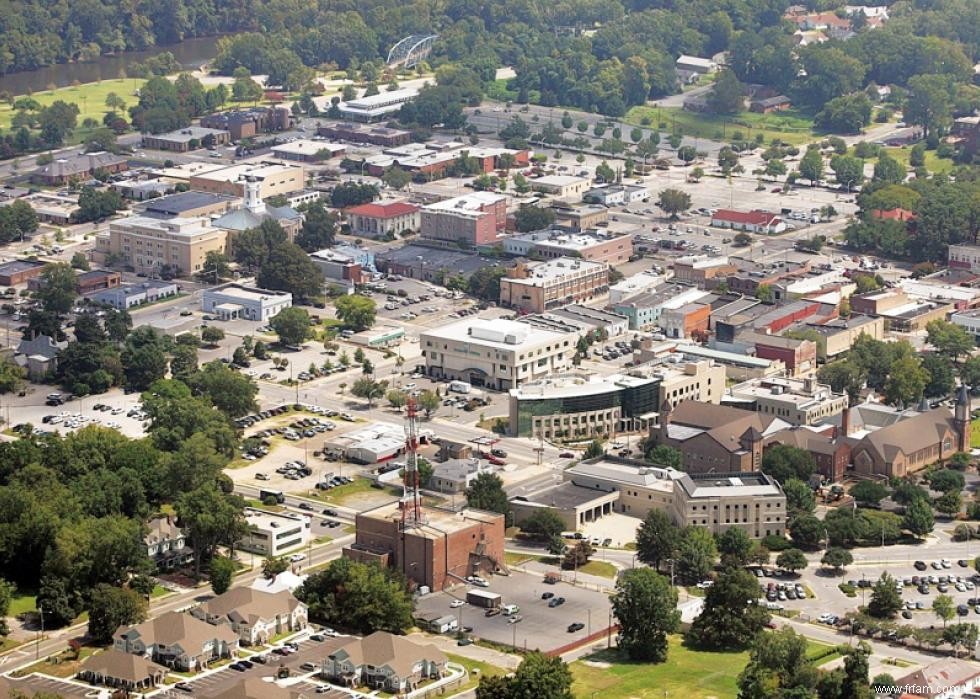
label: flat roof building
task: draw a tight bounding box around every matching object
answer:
[346,201,420,239]
[142,191,239,219]
[97,215,228,277]
[202,283,292,322]
[420,192,508,247]
[510,481,620,531]
[270,140,346,162]
[499,258,609,314]
[238,508,311,557]
[91,281,179,309]
[345,503,506,591]
[189,161,305,199]
[503,228,633,265]
[420,317,574,391]
[0,259,47,286]
[725,376,848,426]
[142,127,230,153]
[316,122,413,147]
[530,175,591,199]
[337,88,419,122]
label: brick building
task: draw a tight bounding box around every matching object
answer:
[742,332,817,376]
[498,258,609,314]
[502,229,633,265]
[317,122,413,147]
[661,302,711,339]
[346,202,420,239]
[420,192,507,247]
[344,503,506,591]
[200,107,292,141]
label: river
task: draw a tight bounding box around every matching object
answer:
[0,36,220,96]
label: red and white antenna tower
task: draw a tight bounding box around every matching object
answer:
[401,396,423,527]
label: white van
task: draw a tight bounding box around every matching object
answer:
[501,604,520,616]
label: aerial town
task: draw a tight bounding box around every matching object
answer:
[0,2,978,698]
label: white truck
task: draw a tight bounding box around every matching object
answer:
[449,380,472,394]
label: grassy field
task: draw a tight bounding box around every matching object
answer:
[11,646,99,678]
[298,477,400,505]
[970,418,980,449]
[577,560,618,578]
[571,638,748,698]
[0,78,146,141]
[8,591,37,617]
[627,105,817,146]
[151,584,171,599]
[446,652,507,694]
[879,145,955,175]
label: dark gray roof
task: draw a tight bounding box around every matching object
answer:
[376,244,497,276]
[512,481,614,509]
[144,191,238,217]
[0,259,46,276]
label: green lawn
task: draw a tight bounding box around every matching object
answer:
[577,560,618,579]
[880,146,954,175]
[0,78,146,143]
[627,105,817,146]
[504,552,536,567]
[297,477,400,505]
[151,584,171,599]
[11,646,99,679]
[571,637,749,698]
[970,418,980,449]
[8,591,37,617]
[447,652,506,694]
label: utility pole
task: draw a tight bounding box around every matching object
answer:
[35,605,43,660]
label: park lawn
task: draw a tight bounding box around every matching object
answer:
[626,105,817,146]
[571,637,748,698]
[9,591,37,617]
[0,78,146,136]
[880,145,954,175]
[446,652,506,694]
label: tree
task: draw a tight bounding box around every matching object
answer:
[87,584,147,645]
[687,566,769,650]
[297,558,413,635]
[189,361,258,418]
[201,326,225,346]
[176,484,247,578]
[646,444,683,469]
[929,469,965,493]
[873,152,906,185]
[677,145,698,164]
[209,555,236,595]
[562,540,594,570]
[799,148,824,184]
[200,251,230,281]
[830,155,864,190]
[850,480,890,507]
[330,182,379,208]
[923,354,955,399]
[0,578,14,636]
[476,652,573,699]
[636,509,680,572]
[465,472,510,521]
[884,356,928,406]
[676,526,717,583]
[386,389,407,409]
[121,327,170,391]
[707,70,745,115]
[926,320,974,362]
[789,514,825,550]
[656,188,691,219]
[334,295,376,332]
[350,377,385,407]
[262,556,289,579]
[257,241,324,302]
[416,390,440,418]
[269,307,311,346]
[782,479,816,515]
[584,439,604,459]
[612,568,680,662]
[295,201,338,252]
[867,572,902,618]
[69,252,91,271]
[932,593,955,629]
[382,167,411,191]
[515,204,556,233]
[821,547,853,573]
[717,527,753,567]
[35,263,77,315]
[521,510,565,540]
[905,74,953,141]
[737,627,819,699]
[73,187,125,223]
[776,548,808,574]
[815,93,872,134]
[935,489,962,517]
[762,445,815,484]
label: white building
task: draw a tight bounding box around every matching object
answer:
[675,55,719,74]
[238,508,311,556]
[530,175,591,199]
[582,184,648,206]
[323,422,407,464]
[725,376,849,427]
[609,272,665,305]
[92,281,179,309]
[202,283,292,322]
[337,88,419,122]
[420,317,574,391]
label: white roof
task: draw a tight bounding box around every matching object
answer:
[423,191,507,214]
[272,140,345,156]
[343,88,419,109]
[421,317,568,349]
[533,175,588,187]
[250,571,307,593]
[505,257,606,285]
[676,55,717,68]
[510,373,656,400]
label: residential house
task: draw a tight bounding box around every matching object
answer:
[113,611,238,671]
[710,209,786,234]
[78,649,167,691]
[429,459,494,494]
[323,631,448,694]
[191,587,307,646]
[895,658,980,699]
[14,333,66,379]
[32,151,128,185]
[144,515,193,571]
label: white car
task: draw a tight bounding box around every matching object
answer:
[941,559,952,569]
[466,576,489,588]
[289,553,306,562]
[450,600,465,608]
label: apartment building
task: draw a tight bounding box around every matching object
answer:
[420,192,507,247]
[498,258,609,314]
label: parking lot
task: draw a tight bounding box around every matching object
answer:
[415,571,613,653]
[5,674,92,698]
[175,635,352,697]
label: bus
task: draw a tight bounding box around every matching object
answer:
[259,489,285,504]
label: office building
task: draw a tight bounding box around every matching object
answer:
[503,229,633,265]
[0,259,46,286]
[32,151,128,185]
[200,106,292,141]
[142,191,239,220]
[337,88,419,122]
[551,204,608,231]
[499,258,609,314]
[420,317,573,390]
[420,192,507,247]
[202,283,293,322]
[189,161,305,199]
[725,376,848,426]
[238,508,311,556]
[269,140,346,162]
[582,184,648,206]
[612,284,712,330]
[92,281,179,309]
[530,175,591,199]
[142,127,230,153]
[98,216,227,276]
[317,122,413,147]
[346,201,420,239]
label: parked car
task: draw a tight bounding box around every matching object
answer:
[567,622,585,633]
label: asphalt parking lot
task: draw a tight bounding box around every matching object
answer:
[416,571,613,653]
[6,674,92,698]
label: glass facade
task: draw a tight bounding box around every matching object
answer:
[515,380,660,436]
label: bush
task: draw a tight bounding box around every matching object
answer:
[839,583,857,597]
[262,495,279,506]
[952,524,974,541]
[762,534,791,551]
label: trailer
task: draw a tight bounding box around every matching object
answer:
[466,589,502,609]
